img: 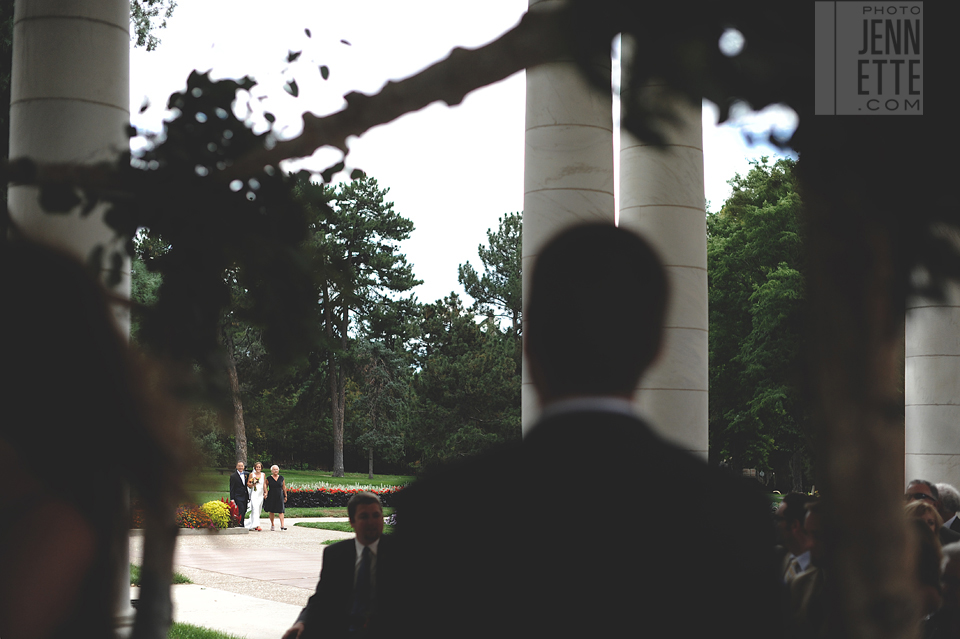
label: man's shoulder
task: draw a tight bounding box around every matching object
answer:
[322,538,356,559]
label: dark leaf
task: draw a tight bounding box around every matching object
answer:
[284,79,299,97]
[86,245,105,275]
[287,50,302,63]
[320,65,330,80]
[320,162,345,183]
[107,251,124,287]
[340,39,351,45]
[305,28,312,38]
[264,112,276,123]
[38,185,81,213]
[139,97,150,114]
[350,169,366,180]
[80,193,99,217]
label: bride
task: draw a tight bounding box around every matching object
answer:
[245,462,266,531]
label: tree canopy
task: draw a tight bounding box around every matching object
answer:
[708,157,811,490]
[458,211,522,346]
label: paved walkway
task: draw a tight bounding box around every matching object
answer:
[129,518,353,639]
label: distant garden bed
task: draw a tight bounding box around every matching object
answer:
[286,485,405,508]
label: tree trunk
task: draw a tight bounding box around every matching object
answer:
[789,450,804,493]
[329,351,345,477]
[803,167,918,639]
[225,338,247,465]
[323,277,348,478]
[368,447,374,479]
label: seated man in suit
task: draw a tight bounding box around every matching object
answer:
[282,492,394,639]
[906,479,960,546]
[394,223,781,638]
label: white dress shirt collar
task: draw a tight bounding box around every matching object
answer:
[539,396,638,422]
[791,550,812,574]
[355,536,380,559]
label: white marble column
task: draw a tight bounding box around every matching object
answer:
[9,1,134,633]
[9,0,131,323]
[617,79,708,458]
[905,275,960,489]
[521,0,615,433]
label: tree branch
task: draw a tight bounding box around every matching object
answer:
[222,4,569,179]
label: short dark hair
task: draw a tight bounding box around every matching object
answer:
[781,493,813,526]
[347,491,382,521]
[527,224,668,397]
[907,479,940,502]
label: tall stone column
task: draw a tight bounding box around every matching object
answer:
[521,0,615,433]
[9,0,131,323]
[9,1,134,634]
[905,274,960,489]
[617,77,708,458]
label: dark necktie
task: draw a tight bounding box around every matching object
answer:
[350,546,373,634]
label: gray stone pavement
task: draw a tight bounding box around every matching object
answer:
[129,518,354,639]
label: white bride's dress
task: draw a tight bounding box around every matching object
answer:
[245,472,265,529]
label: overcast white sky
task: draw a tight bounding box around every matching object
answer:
[129,0,797,305]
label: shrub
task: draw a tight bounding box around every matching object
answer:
[286,485,404,508]
[201,500,231,529]
[176,505,216,530]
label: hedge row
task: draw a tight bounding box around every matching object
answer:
[285,486,405,509]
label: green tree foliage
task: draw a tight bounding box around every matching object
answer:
[131,0,177,51]
[347,339,412,478]
[707,157,811,490]
[411,294,521,468]
[299,175,421,477]
[457,212,522,346]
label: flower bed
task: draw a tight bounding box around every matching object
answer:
[175,505,217,530]
[286,485,405,508]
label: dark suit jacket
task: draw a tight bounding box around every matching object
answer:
[299,535,397,639]
[392,409,782,638]
[229,470,248,506]
[950,516,960,535]
[939,524,960,547]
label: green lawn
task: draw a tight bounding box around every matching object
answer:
[168,623,242,639]
[130,564,192,586]
[295,521,396,535]
[183,469,413,506]
[283,506,395,518]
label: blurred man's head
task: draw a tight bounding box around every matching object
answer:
[348,491,384,546]
[942,542,960,612]
[526,224,668,401]
[775,493,813,555]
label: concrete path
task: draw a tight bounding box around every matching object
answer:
[129,518,354,639]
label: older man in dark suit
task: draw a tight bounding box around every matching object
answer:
[394,224,781,638]
[229,461,248,526]
[937,482,960,536]
[282,492,395,639]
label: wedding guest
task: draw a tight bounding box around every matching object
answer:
[265,464,288,531]
[0,239,186,639]
[908,500,945,536]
